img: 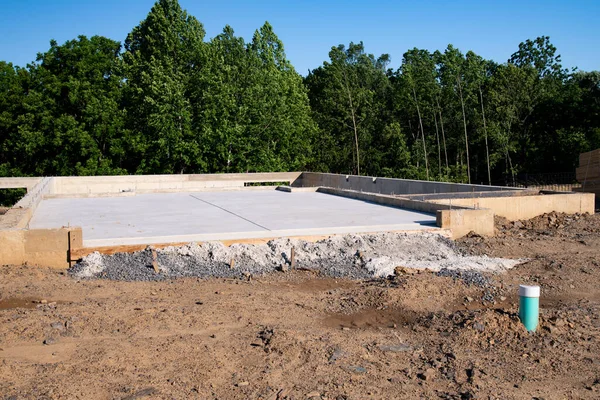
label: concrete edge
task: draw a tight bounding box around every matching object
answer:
[81,224,444,248]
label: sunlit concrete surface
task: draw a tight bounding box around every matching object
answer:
[28,190,438,246]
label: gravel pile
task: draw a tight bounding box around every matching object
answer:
[70,232,522,281]
[436,268,492,288]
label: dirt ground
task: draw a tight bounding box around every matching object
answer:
[1,212,600,399]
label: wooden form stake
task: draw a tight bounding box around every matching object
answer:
[151,247,160,274]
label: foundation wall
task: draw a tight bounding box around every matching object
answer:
[0,177,42,190]
[316,187,462,214]
[1,177,55,229]
[436,209,496,239]
[0,227,81,269]
[402,189,538,201]
[316,187,495,239]
[429,192,595,221]
[53,172,303,195]
[299,172,520,195]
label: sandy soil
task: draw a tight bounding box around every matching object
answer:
[1,212,600,399]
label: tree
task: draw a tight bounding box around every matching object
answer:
[0,36,126,177]
[509,36,567,79]
[306,42,390,175]
[245,22,317,172]
[436,46,472,183]
[395,49,441,180]
[122,0,205,174]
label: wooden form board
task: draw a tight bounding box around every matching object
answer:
[579,149,600,165]
[577,149,600,183]
[576,163,600,181]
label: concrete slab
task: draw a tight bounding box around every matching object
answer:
[28,190,437,246]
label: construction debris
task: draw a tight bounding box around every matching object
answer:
[70,232,521,281]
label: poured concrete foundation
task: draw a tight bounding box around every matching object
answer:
[29,190,437,247]
[0,172,595,268]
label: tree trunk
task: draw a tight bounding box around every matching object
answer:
[479,86,491,185]
[342,68,360,176]
[456,75,471,183]
[433,109,441,177]
[408,118,416,141]
[435,96,449,170]
[412,86,429,180]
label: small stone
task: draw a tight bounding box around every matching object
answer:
[305,391,321,399]
[50,322,65,331]
[343,365,366,374]
[342,327,351,331]
[40,299,48,304]
[465,297,474,303]
[379,344,412,352]
[473,322,485,332]
[329,348,344,363]
[554,319,566,327]
[513,221,524,229]
[500,296,507,301]
[43,338,56,345]
[419,368,436,381]
[394,266,416,275]
[236,381,249,387]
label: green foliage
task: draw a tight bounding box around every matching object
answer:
[0,188,26,207]
[305,42,391,175]
[0,0,598,186]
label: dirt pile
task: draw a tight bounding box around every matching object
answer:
[71,232,521,281]
[495,211,600,237]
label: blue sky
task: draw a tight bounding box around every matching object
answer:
[0,0,598,75]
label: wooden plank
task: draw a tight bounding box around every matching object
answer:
[576,163,600,181]
[580,148,600,157]
[290,247,296,269]
[579,149,600,165]
[579,157,600,167]
[150,247,160,273]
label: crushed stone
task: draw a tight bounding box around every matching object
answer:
[70,232,522,281]
[436,268,492,288]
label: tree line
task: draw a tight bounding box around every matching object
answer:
[1,0,599,185]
